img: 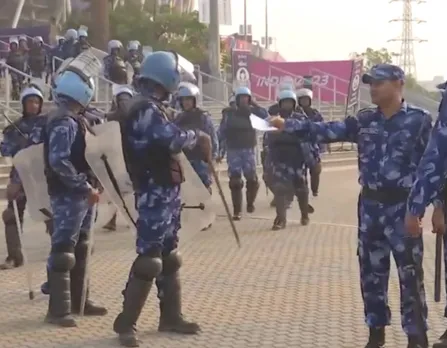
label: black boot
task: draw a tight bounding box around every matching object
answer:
[272,193,287,231]
[113,254,162,347]
[70,239,107,316]
[45,252,77,328]
[433,329,447,347]
[158,272,200,334]
[230,187,243,221]
[365,327,385,348]
[103,213,117,231]
[246,178,259,213]
[0,219,24,270]
[407,332,428,347]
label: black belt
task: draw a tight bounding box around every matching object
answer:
[361,187,409,204]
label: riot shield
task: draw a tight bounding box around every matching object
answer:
[85,121,216,242]
[12,144,115,226]
[57,50,102,82]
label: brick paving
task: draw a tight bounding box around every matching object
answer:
[0,167,445,348]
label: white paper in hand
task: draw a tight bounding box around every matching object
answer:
[250,114,278,131]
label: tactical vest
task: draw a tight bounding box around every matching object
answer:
[225,108,256,149]
[121,97,184,189]
[43,111,92,195]
[175,109,205,160]
[7,52,25,71]
[28,49,46,72]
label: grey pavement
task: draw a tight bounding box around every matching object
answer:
[0,166,445,348]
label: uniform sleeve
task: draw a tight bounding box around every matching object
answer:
[217,114,227,157]
[47,119,91,193]
[203,113,219,160]
[0,126,22,157]
[283,116,359,144]
[143,107,198,153]
[251,105,268,119]
[407,119,447,215]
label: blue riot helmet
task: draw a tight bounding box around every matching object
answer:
[20,87,44,114]
[53,71,95,108]
[278,89,297,110]
[139,51,181,94]
[65,28,78,41]
[234,86,251,106]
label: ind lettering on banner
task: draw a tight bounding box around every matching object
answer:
[247,56,355,103]
[346,58,363,111]
[231,49,251,89]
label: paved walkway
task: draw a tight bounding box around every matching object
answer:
[0,167,445,347]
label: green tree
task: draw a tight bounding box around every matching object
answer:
[63,1,230,66]
[360,47,397,70]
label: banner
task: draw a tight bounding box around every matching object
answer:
[346,58,363,112]
[231,49,250,89]
[248,56,354,102]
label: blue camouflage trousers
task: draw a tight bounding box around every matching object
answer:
[48,194,94,269]
[358,196,427,335]
[189,159,212,188]
[134,181,181,255]
[226,147,257,180]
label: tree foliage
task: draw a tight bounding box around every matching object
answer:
[63,1,229,67]
[351,47,439,99]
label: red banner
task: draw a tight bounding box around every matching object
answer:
[231,51,358,102]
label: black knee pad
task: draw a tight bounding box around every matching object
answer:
[132,255,163,280]
[51,252,76,272]
[162,250,182,275]
[229,176,243,190]
[2,208,15,225]
[246,178,259,190]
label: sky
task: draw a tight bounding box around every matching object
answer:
[212,0,445,81]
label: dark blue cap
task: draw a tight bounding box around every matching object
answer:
[362,64,405,84]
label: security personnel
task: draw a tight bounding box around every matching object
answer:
[265,89,315,229]
[296,88,324,196]
[270,64,432,347]
[43,70,107,327]
[406,82,447,348]
[103,40,125,82]
[73,29,91,56]
[112,51,209,347]
[6,37,27,100]
[27,36,48,78]
[174,83,218,193]
[217,87,268,220]
[61,29,77,59]
[0,87,46,269]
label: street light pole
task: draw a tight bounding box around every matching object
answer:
[243,0,247,42]
[264,0,269,49]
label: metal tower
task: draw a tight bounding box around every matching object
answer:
[388,0,427,78]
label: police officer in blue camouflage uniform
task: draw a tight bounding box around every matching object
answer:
[0,87,47,270]
[174,83,218,193]
[43,69,107,327]
[265,89,315,229]
[270,64,431,348]
[296,88,324,196]
[406,82,447,348]
[103,40,124,82]
[217,86,268,220]
[73,29,91,56]
[61,29,78,59]
[112,51,207,347]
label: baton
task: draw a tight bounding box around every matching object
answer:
[208,162,241,247]
[1,111,27,139]
[435,233,443,302]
